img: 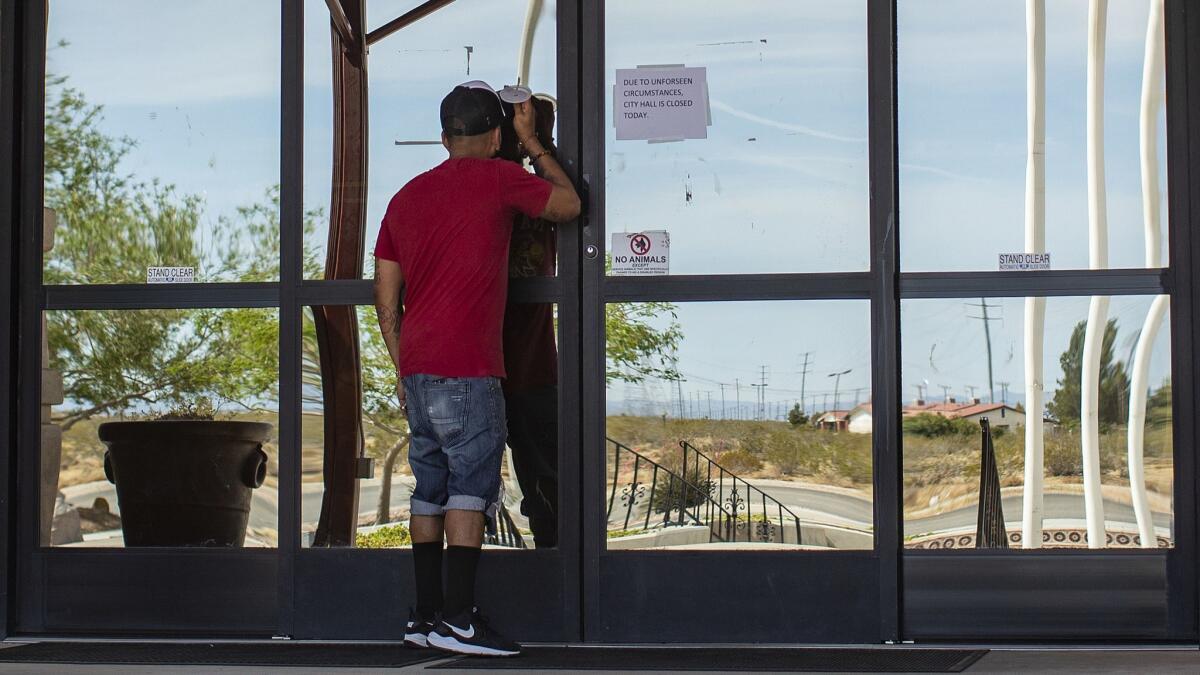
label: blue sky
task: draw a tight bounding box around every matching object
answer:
[46,0,1173,416]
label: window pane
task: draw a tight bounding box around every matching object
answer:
[605,300,873,550]
[307,0,560,280]
[44,1,281,284]
[604,1,868,275]
[44,309,280,548]
[901,295,1173,549]
[898,1,1169,271]
[303,304,559,549]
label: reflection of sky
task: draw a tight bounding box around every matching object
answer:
[48,0,1173,412]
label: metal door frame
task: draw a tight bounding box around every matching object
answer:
[576,0,1199,644]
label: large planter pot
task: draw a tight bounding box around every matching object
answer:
[98,421,271,547]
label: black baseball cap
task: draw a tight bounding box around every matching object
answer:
[440,80,505,137]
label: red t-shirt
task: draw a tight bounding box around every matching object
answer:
[375,157,552,378]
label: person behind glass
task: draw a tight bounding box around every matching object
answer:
[372,81,580,656]
[496,94,560,549]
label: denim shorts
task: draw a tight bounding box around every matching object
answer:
[403,374,506,517]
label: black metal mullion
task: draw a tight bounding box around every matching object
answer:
[15,0,46,632]
[868,0,901,643]
[43,283,280,310]
[0,0,18,639]
[604,272,872,303]
[555,0,584,643]
[579,0,605,644]
[900,268,1169,299]
[1163,0,1199,639]
[277,0,303,639]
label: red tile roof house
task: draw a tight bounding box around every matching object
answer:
[842,399,1026,434]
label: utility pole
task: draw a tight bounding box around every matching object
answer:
[965,384,978,401]
[822,392,829,412]
[997,381,1010,405]
[966,298,1002,402]
[705,391,713,419]
[939,384,952,403]
[751,365,769,421]
[734,378,741,420]
[828,368,852,411]
[852,387,864,406]
[718,383,728,419]
[914,383,927,403]
[674,374,688,419]
[797,352,813,412]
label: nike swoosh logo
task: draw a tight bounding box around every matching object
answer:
[448,623,475,639]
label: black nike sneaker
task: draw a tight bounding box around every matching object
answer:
[404,607,437,648]
[427,607,522,657]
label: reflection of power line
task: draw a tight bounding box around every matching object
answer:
[797,352,812,414]
[828,368,851,411]
[966,298,1002,402]
[751,365,769,421]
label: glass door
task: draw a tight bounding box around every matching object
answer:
[579,0,900,643]
[288,0,583,642]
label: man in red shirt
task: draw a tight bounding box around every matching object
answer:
[373,81,580,657]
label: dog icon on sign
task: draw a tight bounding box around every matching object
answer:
[630,234,652,255]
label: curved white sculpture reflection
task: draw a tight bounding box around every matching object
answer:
[1080,0,1109,549]
[516,0,544,86]
[1127,0,1166,549]
[1022,0,1047,549]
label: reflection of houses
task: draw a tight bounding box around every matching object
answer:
[906,398,1025,429]
[847,404,873,434]
[815,410,851,432]
[841,399,1026,434]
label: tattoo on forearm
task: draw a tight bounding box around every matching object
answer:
[376,304,402,337]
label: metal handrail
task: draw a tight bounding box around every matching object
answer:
[606,438,735,542]
[486,502,529,549]
[679,440,803,545]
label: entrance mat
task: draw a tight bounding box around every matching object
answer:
[435,647,988,672]
[0,642,442,668]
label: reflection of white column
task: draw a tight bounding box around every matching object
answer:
[1128,0,1166,549]
[1128,295,1166,546]
[1081,0,1109,549]
[1022,0,1047,549]
[516,0,544,86]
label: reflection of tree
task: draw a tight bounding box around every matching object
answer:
[44,77,305,425]
[1048,320,1131,429]
[302,307,411,524]
[605,302,682,384]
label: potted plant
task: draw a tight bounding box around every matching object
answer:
[98,401,271,547]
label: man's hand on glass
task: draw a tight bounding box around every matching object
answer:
[513,100,538,146]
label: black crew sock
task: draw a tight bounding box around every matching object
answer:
[412,541,444,617]
[443,545,482,619]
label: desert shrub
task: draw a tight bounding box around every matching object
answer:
[356,523,411,548]
[717,448,763,474]
[904,413,978,437]
[763,430,815,476]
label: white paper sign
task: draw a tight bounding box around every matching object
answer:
[611,231,670,276]
[998,253,1051,271]
[146,266,196,283]
[614,66,709,142]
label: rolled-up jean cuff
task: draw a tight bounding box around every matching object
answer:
[444,495,491,514]
[410,498,446,516]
